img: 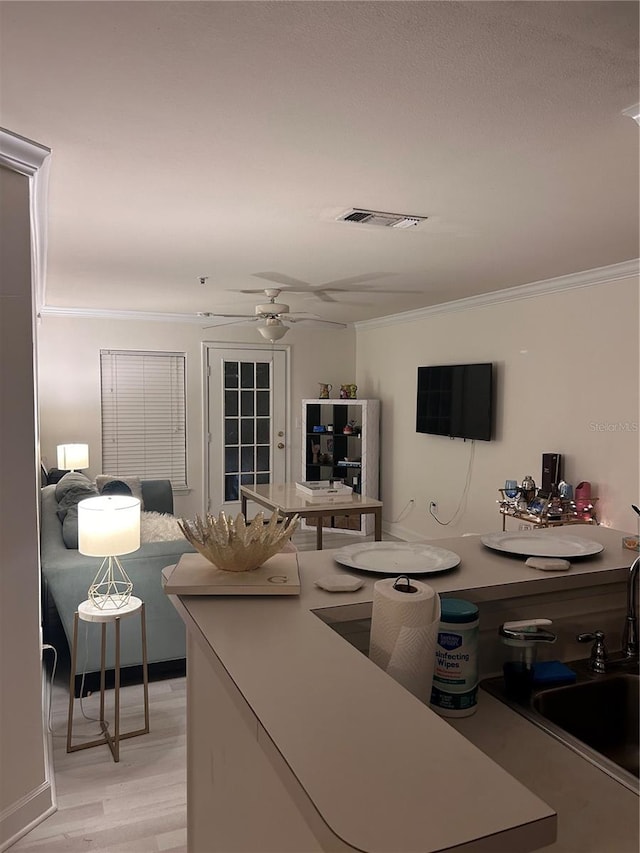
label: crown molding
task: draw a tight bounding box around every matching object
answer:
[38,306,206,324]
[0,127,50,176]
[0,128,51,312]
[38,258,639,327]
[354,259,640,332]
[622,103,640,126]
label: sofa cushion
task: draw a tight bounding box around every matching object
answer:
[96,475,144,508]
[62,506,82,549]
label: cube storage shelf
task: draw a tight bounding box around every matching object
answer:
[301,398,379,535]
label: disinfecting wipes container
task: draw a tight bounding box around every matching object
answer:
[430,598,479,717]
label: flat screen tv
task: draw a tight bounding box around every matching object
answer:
[416,363,493,441]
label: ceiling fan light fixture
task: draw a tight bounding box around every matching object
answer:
[257,318,288,341]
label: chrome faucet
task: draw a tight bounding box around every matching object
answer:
[622,554,640,658]
[577,630,608,673]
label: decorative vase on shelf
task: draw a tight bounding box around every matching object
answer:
[318,383,332,399]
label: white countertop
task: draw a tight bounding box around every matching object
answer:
[449,692,639,853]
[169,526,635,853]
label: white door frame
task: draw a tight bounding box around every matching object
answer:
[201,341,291,516]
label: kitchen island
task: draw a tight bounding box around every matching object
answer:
[166,526,636,853]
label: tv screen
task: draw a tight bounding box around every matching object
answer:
[416,363,493,441]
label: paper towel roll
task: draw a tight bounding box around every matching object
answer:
[369,577,441,703]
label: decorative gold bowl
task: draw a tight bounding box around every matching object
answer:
[178,511,298,572]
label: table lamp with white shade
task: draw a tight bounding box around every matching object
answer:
[57,443,89,471]
[78,495,141,610]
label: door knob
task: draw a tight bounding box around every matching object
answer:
[277,442,285,449]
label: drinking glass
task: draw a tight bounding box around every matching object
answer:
[504,480,518,499]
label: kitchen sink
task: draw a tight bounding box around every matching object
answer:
[481,658,639,794]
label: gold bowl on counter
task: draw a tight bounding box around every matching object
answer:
[178,510,298,572]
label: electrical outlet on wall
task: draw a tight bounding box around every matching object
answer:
[519,523,532,530]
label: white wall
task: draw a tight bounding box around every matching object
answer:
[0,166,53,848]
[37,318,356,517]
[355,276,639,537]
[36,271,639,539]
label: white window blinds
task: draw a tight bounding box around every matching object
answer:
[100,350,187,488]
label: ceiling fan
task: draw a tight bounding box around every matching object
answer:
[199,289,347,342]
[240,272,421,303]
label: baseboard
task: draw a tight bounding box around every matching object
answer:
[0,781,56,852]
[0,661,57,850]
[382,521,420,541]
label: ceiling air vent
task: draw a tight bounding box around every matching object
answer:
[337,208,427,229]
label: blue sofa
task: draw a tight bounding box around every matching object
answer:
[40,477,195,691]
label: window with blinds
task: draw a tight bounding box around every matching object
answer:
[100,350,187,489]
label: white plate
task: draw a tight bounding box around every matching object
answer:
[480,531,604,558]
[333,541,460,575]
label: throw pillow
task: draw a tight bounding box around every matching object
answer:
[56,481,99,524]
[99,479,133,496]
[96,475,144,509]
[140,511,183,543]
[54,471,93,503]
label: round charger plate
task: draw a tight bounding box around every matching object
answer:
[480,531,604,558]
[333,541,460,575]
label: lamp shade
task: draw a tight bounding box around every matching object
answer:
[78,495,141,557]
[57,443,89,470]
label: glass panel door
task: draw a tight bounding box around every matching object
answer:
[206,346,287,516]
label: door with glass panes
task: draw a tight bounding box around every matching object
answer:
[206,345,288,516]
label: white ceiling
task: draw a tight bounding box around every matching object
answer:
[2,1,638,326]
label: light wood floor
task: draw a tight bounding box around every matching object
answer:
[13,529,396,852]
[12,673,188,853]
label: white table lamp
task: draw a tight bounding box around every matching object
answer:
[79,495,141,609]
[57,443,89,471]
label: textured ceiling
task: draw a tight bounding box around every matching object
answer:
[1,1,638,325]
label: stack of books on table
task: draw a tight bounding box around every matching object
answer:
[295,480,353,498]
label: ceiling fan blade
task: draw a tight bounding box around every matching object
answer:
[280,311,327,320]
[286,318,347,328]
[199,312,255,319]
[201,316,259,329]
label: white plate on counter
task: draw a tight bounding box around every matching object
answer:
[333,541,460,575]
[480,531,603,558]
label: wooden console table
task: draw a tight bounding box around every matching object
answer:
[240,482,382,550]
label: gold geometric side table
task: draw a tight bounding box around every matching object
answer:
[66,596,149,763]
